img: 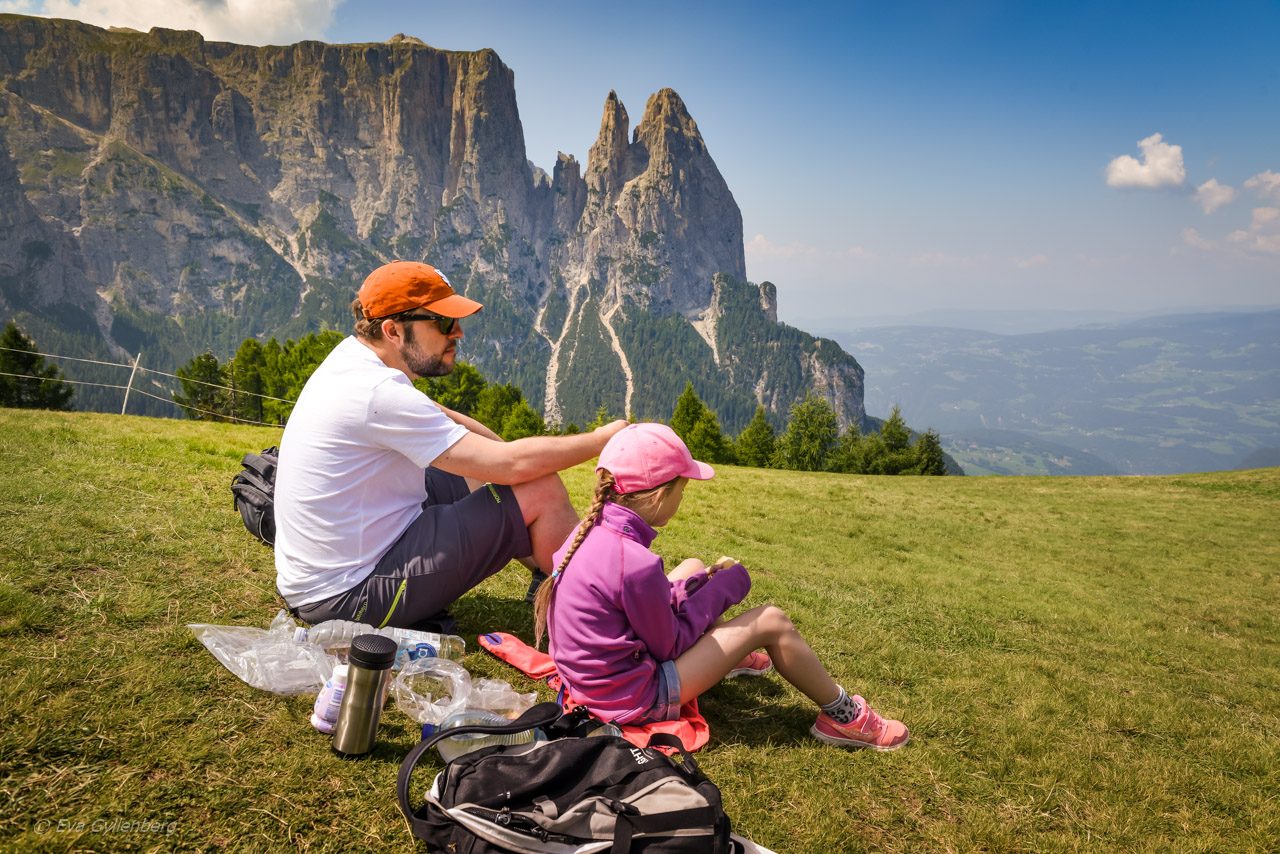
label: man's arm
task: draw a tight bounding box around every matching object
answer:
[437,404,501,441]
[432,420,628,485]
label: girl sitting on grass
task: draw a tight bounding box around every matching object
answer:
[533,423,908,751]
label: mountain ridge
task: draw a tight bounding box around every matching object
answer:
[0,15,864,431]
[836,309,1280,474]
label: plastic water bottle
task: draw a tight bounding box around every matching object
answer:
[434,710,536,762]
[294,619,465,660]
[310,664,349,734]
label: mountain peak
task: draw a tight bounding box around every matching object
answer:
[386,33,427,47]
[634,87,705,159]
[586,90,632,195]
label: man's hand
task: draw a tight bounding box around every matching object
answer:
[593,419,629,443]
[435,418,629,486]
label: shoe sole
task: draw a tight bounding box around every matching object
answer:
[809,724,910,751]
[726,664,773,679]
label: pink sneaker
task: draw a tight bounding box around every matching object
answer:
[810,698,909,751]
[727,650,773,678]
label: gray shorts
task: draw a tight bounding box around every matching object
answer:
[293,468,532,630]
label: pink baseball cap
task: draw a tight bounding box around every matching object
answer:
[598,423,714,494]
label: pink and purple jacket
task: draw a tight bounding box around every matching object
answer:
[547,502,751,723]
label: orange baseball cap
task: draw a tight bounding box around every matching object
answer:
[357,261,483,319]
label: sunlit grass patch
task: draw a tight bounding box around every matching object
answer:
[0,409,1276,851]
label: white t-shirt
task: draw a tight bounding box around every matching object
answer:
[274,336,470,606]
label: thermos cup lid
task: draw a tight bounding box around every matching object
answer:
[348,633,398,669]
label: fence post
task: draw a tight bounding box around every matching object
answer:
[121,351,142,415]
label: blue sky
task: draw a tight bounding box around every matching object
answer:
[5,0,1279,330]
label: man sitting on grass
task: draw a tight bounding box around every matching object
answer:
[273,260,626,630]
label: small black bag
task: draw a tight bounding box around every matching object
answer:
[230,447,278,546]
[398,703,738,853]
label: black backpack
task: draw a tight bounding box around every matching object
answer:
[398,703,740,853]
[230,447,278,546]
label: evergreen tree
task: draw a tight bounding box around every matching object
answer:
[586,403,615,430]
[912,429,947,475]
[229,338,266,423]
[260,338,288,424]
[0,321,73,410]
[880,405,911,452]
[279,331,343,403]
[858,433,889,474]
[774,393,839,472]
[828,426,865,473]
[418,361,487,415]
[686,407,734,464]
[669,381,707,442]
[472,383,524,434]
[500,400,546,441]
[173,351,228,420]
[865,406,915,473]
[734,405,776,468]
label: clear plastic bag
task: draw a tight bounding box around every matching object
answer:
[392,657,471,725]
[468,678,537,719]
[189,609,334,695]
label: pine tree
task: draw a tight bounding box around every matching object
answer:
[881,405,911,452]
[260,338,288,424]
[230,338,266,423]
[669,381,707,442]
[859,433,889,473]
[913,429,947,475]
[774,393,839,472]
[419,361,487,415]
[586,403,616,430]
[500,400,546,441]
[868,406,915,474]
[687,407,734,464]
[0,321,73,410]
[734,405,776,468]
[828,426,865,473]
[173,351,228,420]
[473,383,524,434]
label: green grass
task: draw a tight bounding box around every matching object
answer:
[1,409,1277,852]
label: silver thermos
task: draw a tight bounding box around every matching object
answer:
[331,633,398,758]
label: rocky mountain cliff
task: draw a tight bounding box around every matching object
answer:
[0,15,864,430]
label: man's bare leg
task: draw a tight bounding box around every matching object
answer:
[509,473,579,575]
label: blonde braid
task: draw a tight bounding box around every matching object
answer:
[533,470,617,648]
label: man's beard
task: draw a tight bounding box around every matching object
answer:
[401,323,453,378]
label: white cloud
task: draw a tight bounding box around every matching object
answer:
[1180,227,1214,251]
[1106,133,1186,189]
[1016,253,1048,269]
[1244,170,1280,202]
[1227,207,1280,255]
[0,0,342,45]
[1195,179,1235,214]
[909,251,984,269]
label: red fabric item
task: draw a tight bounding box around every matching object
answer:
[478,632,711,753]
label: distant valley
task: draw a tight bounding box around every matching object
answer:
[834,309,1280,475]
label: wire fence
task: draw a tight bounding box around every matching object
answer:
[0,345,292,427]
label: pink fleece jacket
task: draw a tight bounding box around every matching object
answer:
[546,502,751,723]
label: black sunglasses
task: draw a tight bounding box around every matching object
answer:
[397,312,459,336]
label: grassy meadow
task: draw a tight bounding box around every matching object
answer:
[0,408,1277,852]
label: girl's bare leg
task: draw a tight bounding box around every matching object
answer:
[666,558,706,583]
[673,605,840,706]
